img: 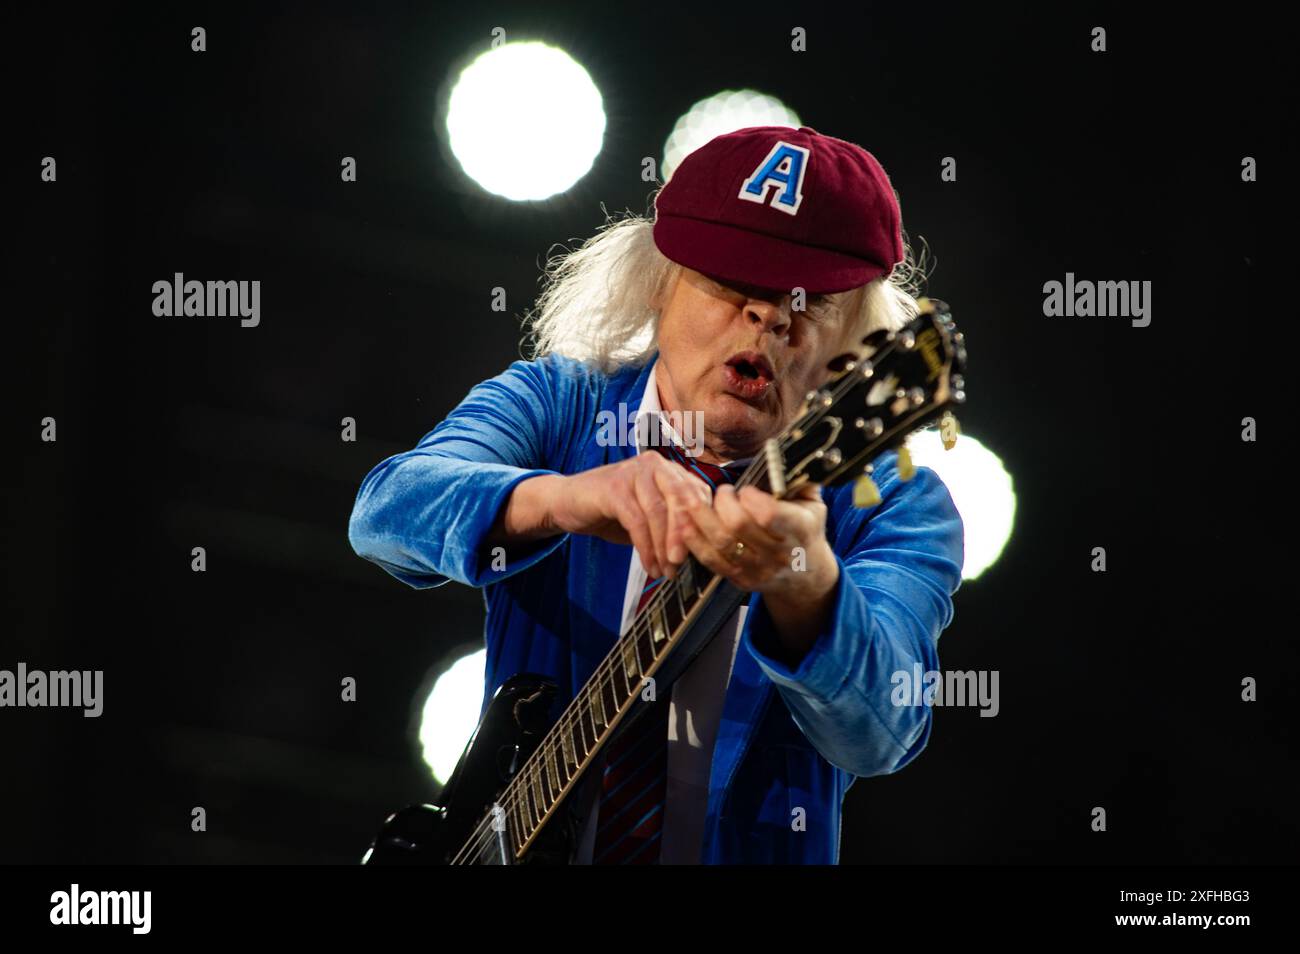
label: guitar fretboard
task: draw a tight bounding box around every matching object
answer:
[488,547,731,861]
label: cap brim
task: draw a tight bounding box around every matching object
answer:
[653,214,890,296]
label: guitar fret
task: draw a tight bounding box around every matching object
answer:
[562,737,576,782]
[572,718,588,768]
[560,714,575,771]
[589,680,605,729]
[545,746,560,794]
[585,703,599,751]
[503,805,517,858]
[532,763,546,810]
[509,807,525,860]
[601,670,620,731]
[531,766,545,819]
[514,791,529,840]
[649,602,669,653]
[621,635,640,685]
[528,784,541,832]
[614,655,631,704]
[585,704,600,754]
[635,628,655,675]
[572,712,587,764]
[572,719,586,770]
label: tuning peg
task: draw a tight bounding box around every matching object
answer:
[896,445,915,481]
[940,411,960,450]
[852,474,881,508]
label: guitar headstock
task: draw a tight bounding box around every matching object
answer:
[771,298,966,502]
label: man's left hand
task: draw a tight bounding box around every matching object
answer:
[677,482,840,661]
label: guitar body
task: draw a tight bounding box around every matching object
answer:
[363,674,577,865]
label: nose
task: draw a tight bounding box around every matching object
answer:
[744,296,790,337]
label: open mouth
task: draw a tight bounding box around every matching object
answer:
[722,351,775,400]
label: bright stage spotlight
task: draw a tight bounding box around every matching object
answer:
[662,89,800,179]
[419,647,486,784]
[905,429,1017,581]
[445,41,605,201]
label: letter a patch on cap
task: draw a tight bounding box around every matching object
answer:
[737,141,809,215]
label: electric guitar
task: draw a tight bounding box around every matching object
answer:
[363,298,967,864]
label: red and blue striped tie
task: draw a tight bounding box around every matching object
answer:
[591,445,745,865]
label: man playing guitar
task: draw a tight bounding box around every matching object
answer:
[349,125,965,864]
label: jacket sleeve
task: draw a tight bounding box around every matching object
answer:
[739,451,964,778]
[347,355,579,589]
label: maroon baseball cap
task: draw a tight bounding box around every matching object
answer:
[652,125,903,295]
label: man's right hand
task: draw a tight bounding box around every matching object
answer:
[491,455,713,580]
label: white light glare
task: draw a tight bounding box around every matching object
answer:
[446,41,606,201]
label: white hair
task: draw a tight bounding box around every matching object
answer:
[522,199,931,374]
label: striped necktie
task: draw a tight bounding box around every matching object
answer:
[591,444,746,865]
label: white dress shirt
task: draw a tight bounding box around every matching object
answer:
[570,358,749,864]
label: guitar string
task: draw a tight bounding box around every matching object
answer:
[449,333,916,864]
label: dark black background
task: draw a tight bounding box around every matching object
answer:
[4,1,1296,865]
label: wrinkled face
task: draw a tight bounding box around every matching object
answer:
[653,267,862,464]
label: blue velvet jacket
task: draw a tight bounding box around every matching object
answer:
[347,352,964,863]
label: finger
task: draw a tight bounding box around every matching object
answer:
[615,498,658,579]
[712,487,787,572]
[685,489,735,554]
[687,486,781,570]
[680,510,770,590]
[718,485,786,548]
[791,481,824,501]
[633,458,672,577]
[653,464,710,571]
[735,485,814,540]
[680,514,738,583]
[739,485,833,576]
